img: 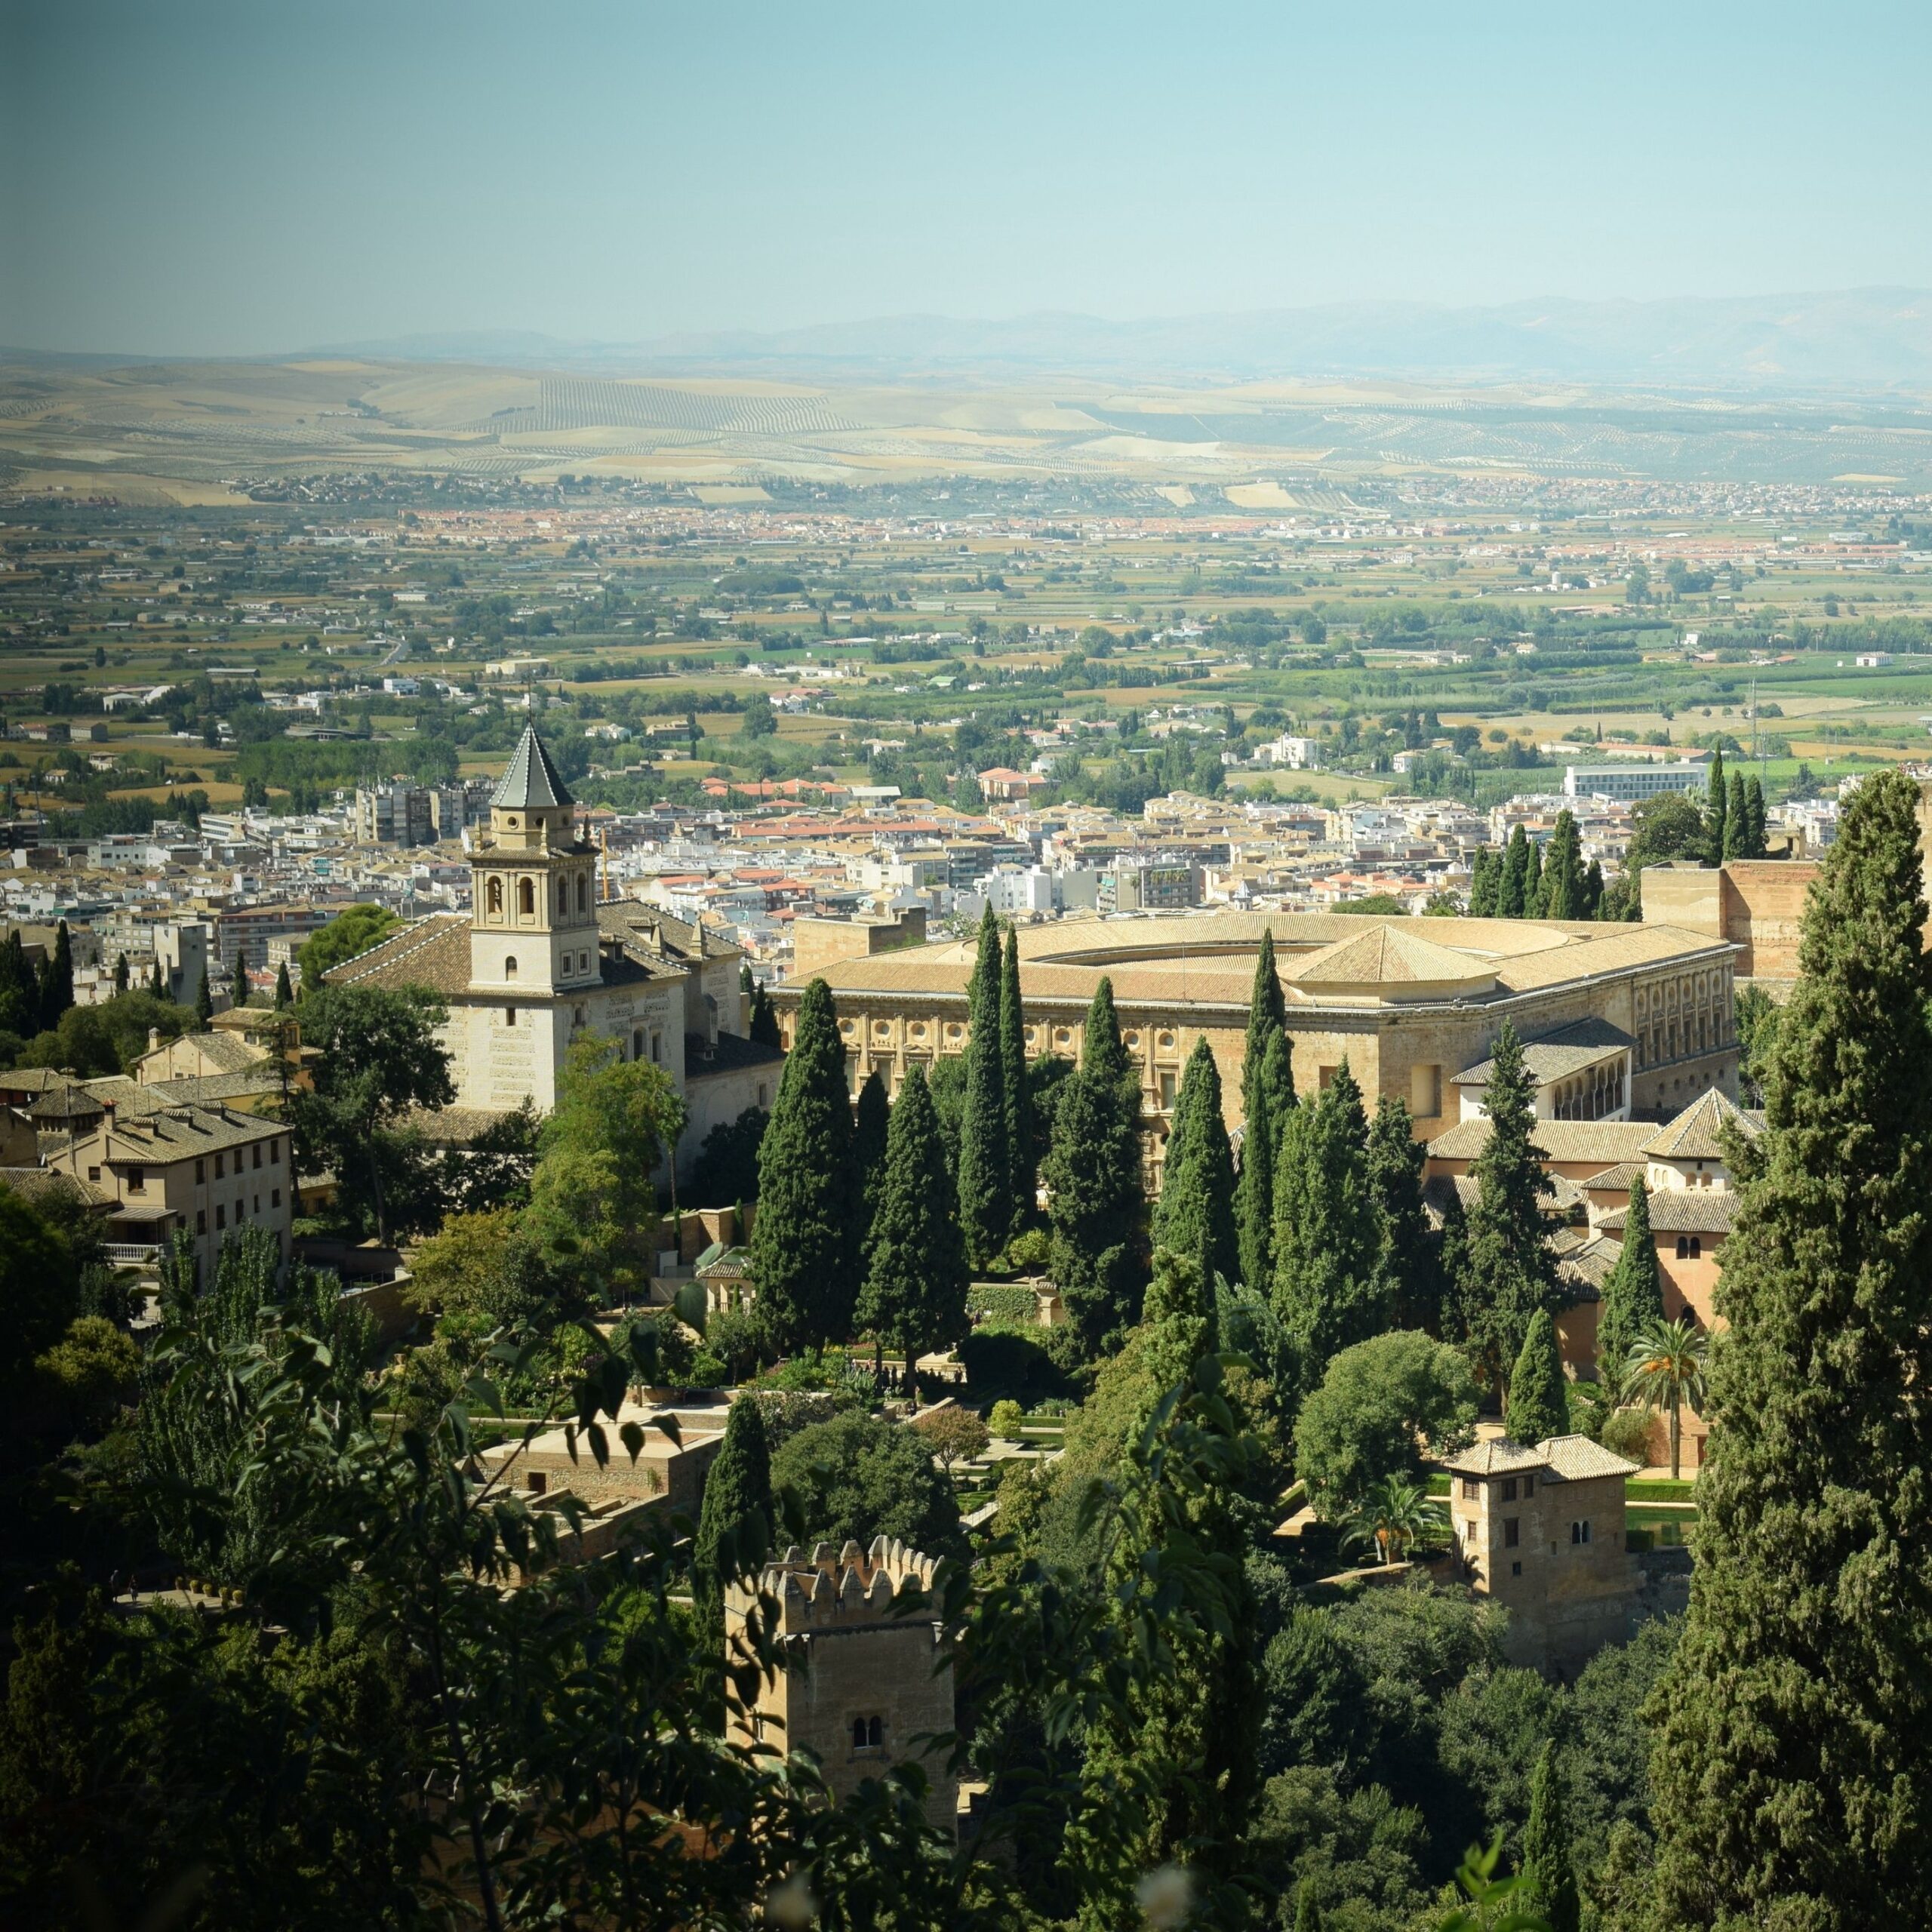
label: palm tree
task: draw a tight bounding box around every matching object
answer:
[1340,1475,1445,1567]
[1621,1316,1709,1480]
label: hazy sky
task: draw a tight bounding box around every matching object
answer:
[6,0,1930,355]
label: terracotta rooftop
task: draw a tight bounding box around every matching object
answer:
[1453,1016,1635,1088]
[1428,1117,1656,1167]
[1640,1088,1762,1162]
[1601,1189,1740,1235]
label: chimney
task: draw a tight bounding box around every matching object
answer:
[148,1028,162,1052]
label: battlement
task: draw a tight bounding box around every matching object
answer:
[737,1535,941,1634]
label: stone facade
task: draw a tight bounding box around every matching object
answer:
[727,1537,955,1836]
[1641,859,1817,982]
[1444,1434,1641,1676]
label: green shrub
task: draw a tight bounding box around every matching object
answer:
[989,1399,1026,1441]
[968,1283,1038,1327]
[1601,1407,1655,1464]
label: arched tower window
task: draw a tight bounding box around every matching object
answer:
[486,877,503,917]
[558,878,568,915]
[503,956,518,981]
[517,878,534,917]
[577,874,588,912]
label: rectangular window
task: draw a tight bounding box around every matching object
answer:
[127,1167,145,1192]
[271,1188,281,1209]
[1521,1475,1534,1496]
[1410,1062,1442,1118]
[1460,1477,1480,1500]
[195,1158,205,1183]
[1159,1071,1176,1110]
[216,1204,226,1229]
[1501,1478,1518,1503]
[1504,1517,1520,1549]
[252,1144,262,1170]
[253,1195,260,1215]
[88,1165,100,1183]
[1511,1561,1522,1577]
[271,1140,281,1164]
[506,1005,517,1026]
[196,1209,206,1234]
[215,1152,225,1179]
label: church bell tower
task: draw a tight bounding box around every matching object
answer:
[469,725,600,995]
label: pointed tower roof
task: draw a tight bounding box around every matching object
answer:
[492,725,574,811]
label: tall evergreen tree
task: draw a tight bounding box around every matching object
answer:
[1524,836,1544,916]
[999,927,1032,1231]
[746,981,782,1049]
[1366,1094,1438,1331]
[1043,977,1146,1354]
[851,1067,891,1249]
[1449,1023,1560,1394]
[1467,847,1499,918]
[38,919,74,1029]
[749,977,857,1349]
[1505,1307,1567,1446]
[1540,810,1585,920]
[1581,857,1605,918]
[148,956,166,999]
[1722,768,1748,861]
[1521,1740,1582,1932]
[1236,1029,1294,1294]
[1743,771,1768,857]
[112,952,131,996]
[1650,766,1932,1928]
[194,966,214,1030]
[1272,1061,1384,1398]
[274,960,294,1009]
[957,925,1014,1266]
[231,952,249,1009]
[691,1395,774,1648]
[1153,1038,1238,1294]
[1595,1174,1664,1381]
[1705,744,1727,857]
[856,1065,970,1368]
[1497,826,1531,918]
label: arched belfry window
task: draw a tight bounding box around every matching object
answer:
[577,874,588,912]
[487,877,503,917]
[503,956,518,981]
[558,878,568,915]
[518,878,534,918]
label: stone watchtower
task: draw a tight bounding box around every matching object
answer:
[468,724,601,999]
[1444,1432,1641,1676]
[725,1537,956,1835]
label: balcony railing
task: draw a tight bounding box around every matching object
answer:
[104,1243,162,1266]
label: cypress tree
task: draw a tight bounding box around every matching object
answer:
[1650,766,1932,1927]
[1524,835,1544,916]
[1140,1243,1217,1392]
[194,966,214,1030]
[1153,1038,1238,1294]
[231,952,249,1009]
[274,960,294,1009]
[851,1067,891,1249]
[856,1065,970,1368]
[1236,1029,1294,1294]
[1521,1740,1581,1932]
[149,957,166,999]
[1366,1094,1438,1331]
[999,926,1032,1229]
[1706,744,1727,857]
[1541,810,1585,920]
[1497,825,1531,918]
[1596,1174,1663,1382]
[1505,1307,1567,1446]
[957,936,1014,1267]
[1722,769,1747,860]
[1450,1022,1560,1394]
[967,901,1001,1033]
[749,977,857,1349]
[746,981,782,1049]
[1743,772,1768,857]
[691,1395,774,1647]
[1043,977,1146,1354]
[1272,1060,1383,1398]
[1467,847,1498,918]
[38,919,74,1029]
[113,952,131,996]
[1582,857,1605,918]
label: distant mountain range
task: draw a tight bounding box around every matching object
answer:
[303,289,1932,389]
